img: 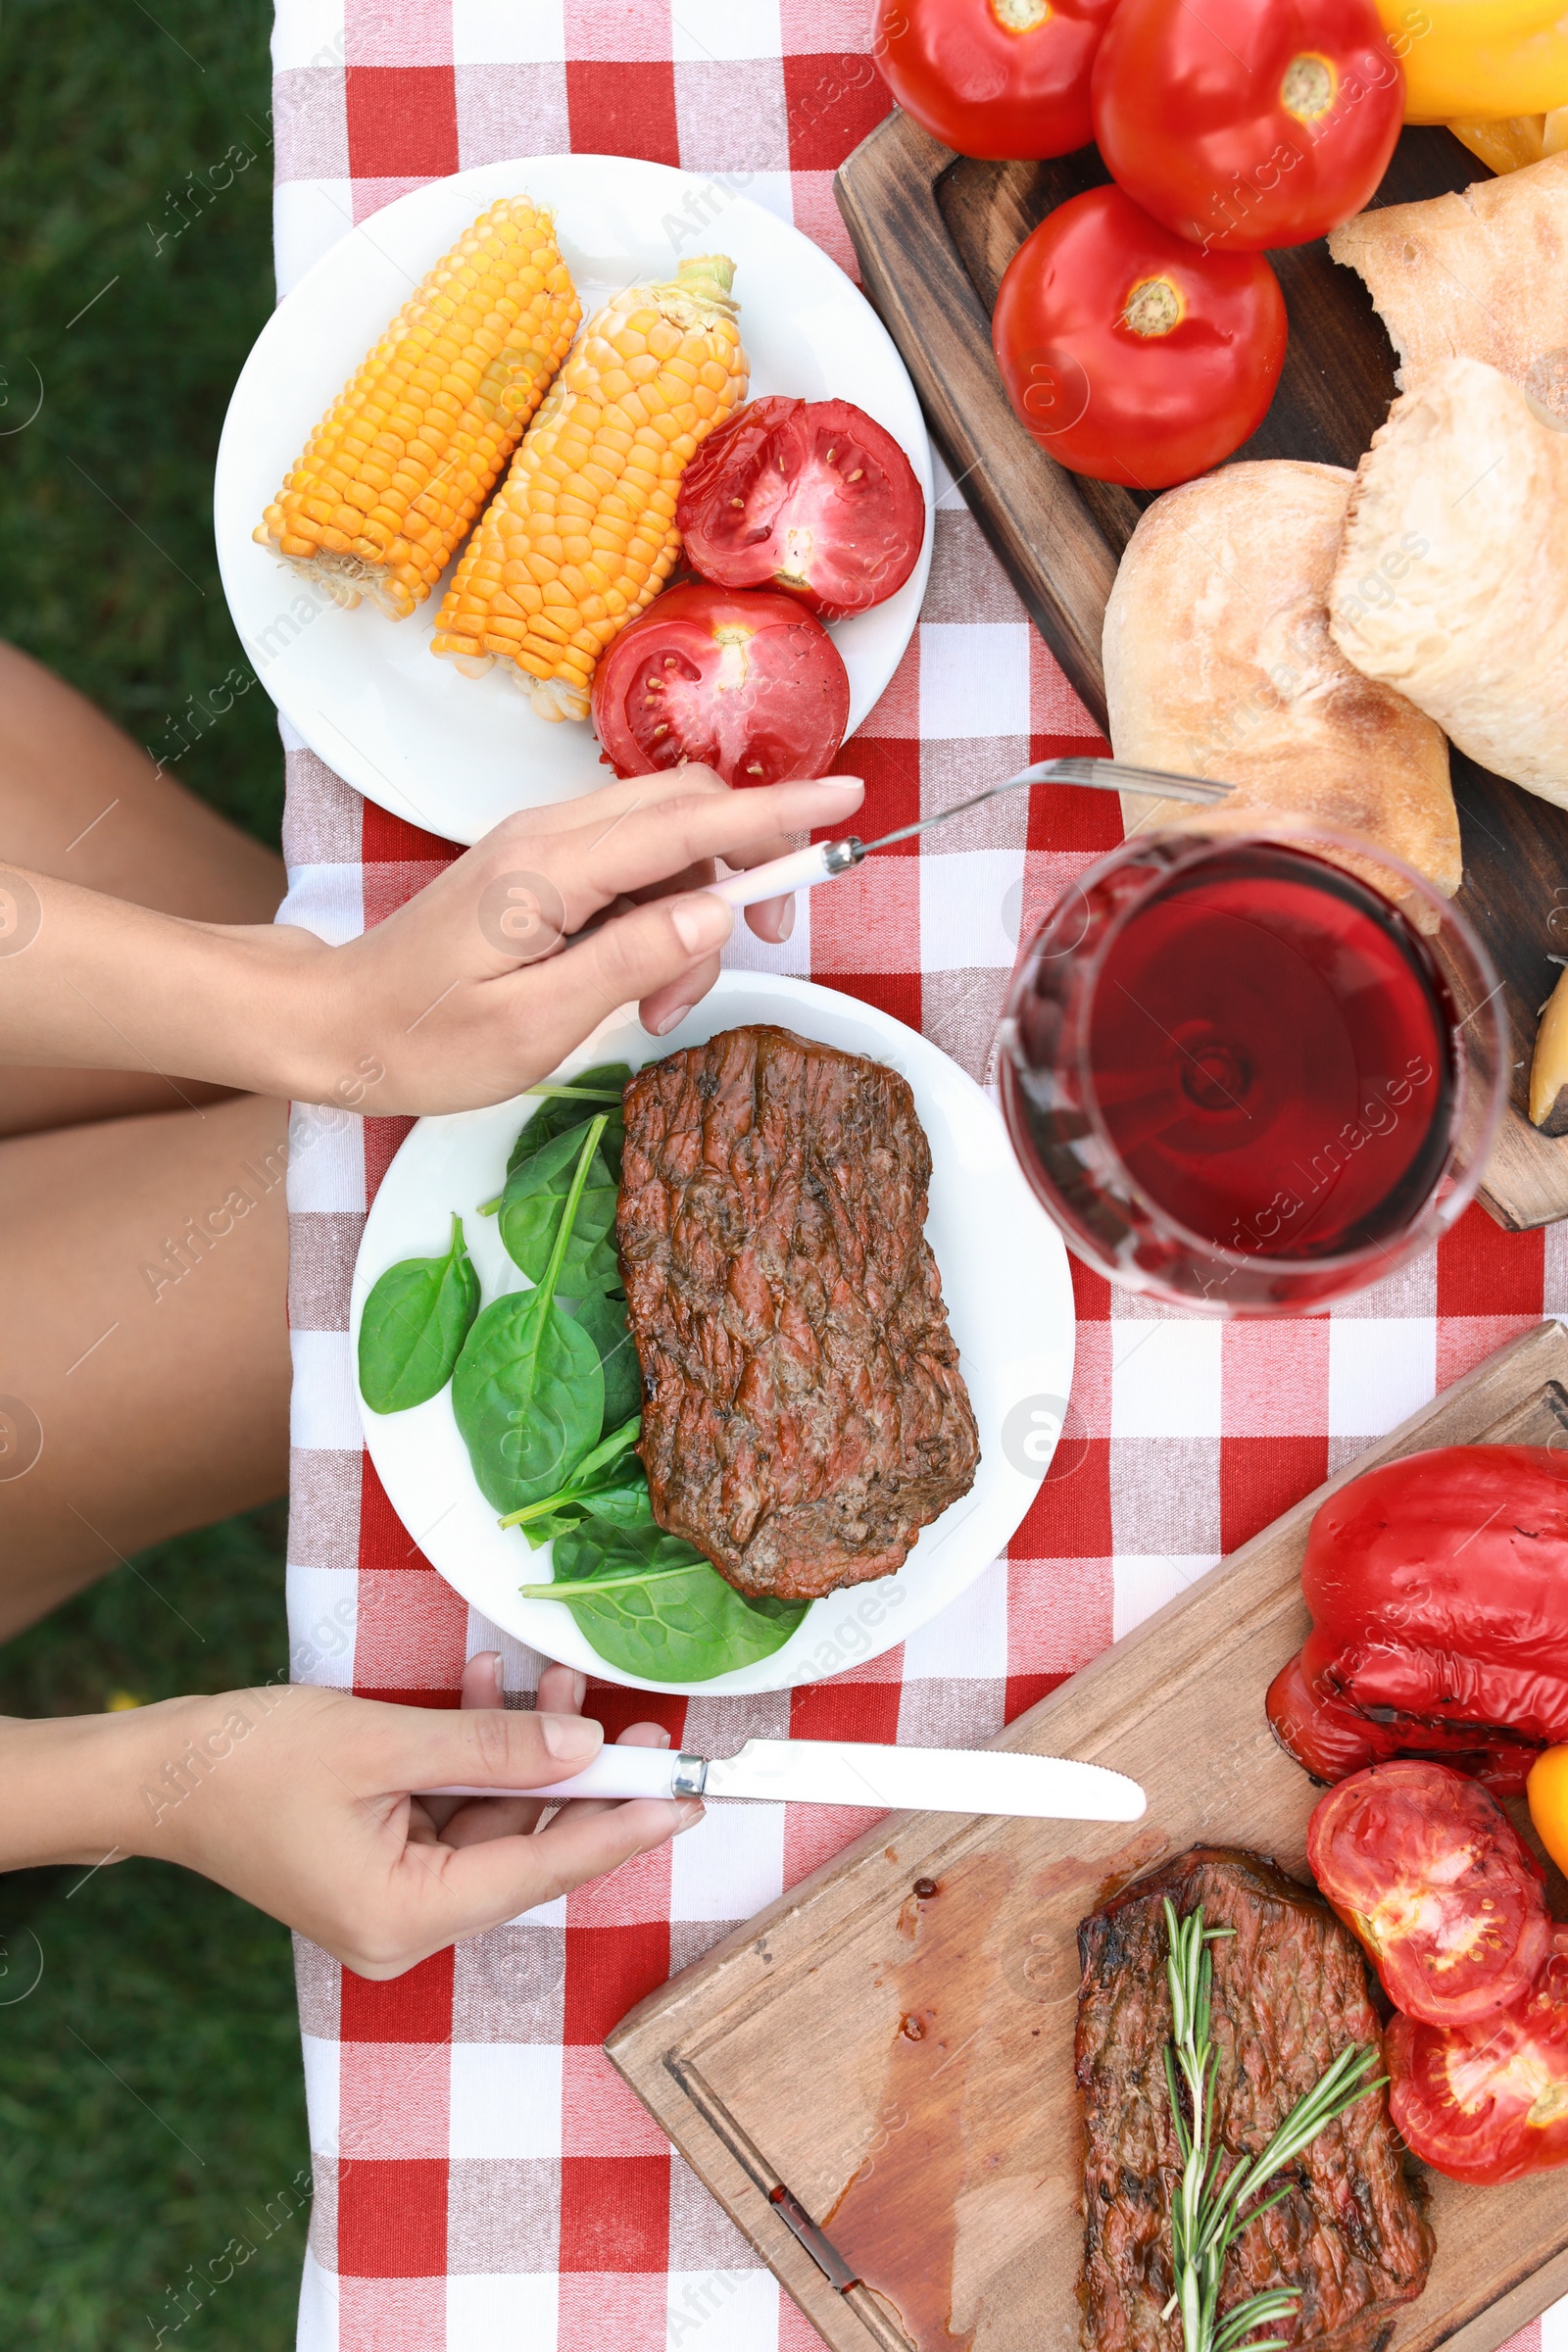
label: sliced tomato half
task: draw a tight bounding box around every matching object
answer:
[590,582,850,789]
[675,398,926,620]
[1306,1760,1551,2026]
[1389,1939,1568,2185]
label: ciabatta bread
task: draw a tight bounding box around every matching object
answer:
[1104,460,1460,918]
[1328,151,1568,419]
[1328,355,1568,807]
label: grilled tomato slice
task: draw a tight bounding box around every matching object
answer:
[1306,1759,1551,2026]
[1389,1937,1568,2185]
[675,397,925,620]
[590,582,850,788]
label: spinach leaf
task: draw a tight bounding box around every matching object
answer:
[497,1120,619,1298]
[453,1123,607,1516]
[497,1413,652,1547]
[505,1439,649,1552]
[520,1517,808,1683]
[568,1285,643,1430]
[358,1212,479,1414]
[507,1062,631,1185]
[511,1450,653,1549]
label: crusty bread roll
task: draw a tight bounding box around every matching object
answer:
[1103,460,1461,919]
[1328,151,1568,419]
[1327,355,1568,808]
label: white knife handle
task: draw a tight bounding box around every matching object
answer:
[706,842,838,909]
[420,1749,706,1803]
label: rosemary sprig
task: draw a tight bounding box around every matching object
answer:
[1160,1897,1386,2352]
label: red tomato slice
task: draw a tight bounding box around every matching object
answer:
[1389,1938,1568,2185]
[1306,1760,1551,2027]
[991,185,1287,489]
[590,583,850,789]
[874,0,1120,162]
[1091,0,1403,252]
[676,398,925,621]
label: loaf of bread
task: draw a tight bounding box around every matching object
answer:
[1328,152,1568,419]
[1103,460,1461,920]
[1327,356,1568,808]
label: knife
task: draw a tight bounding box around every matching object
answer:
[425,1738,1146,1820]
[706,754,1232,912]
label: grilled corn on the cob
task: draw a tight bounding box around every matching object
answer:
[255,197,580,618]
[431,254,749,720]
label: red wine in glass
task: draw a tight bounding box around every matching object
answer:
[1000,829,1505,1314]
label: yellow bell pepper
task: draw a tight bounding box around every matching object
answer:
[1448,102,1568,164]
[1529,1745,1568,1875]
[1374,0,1568,122]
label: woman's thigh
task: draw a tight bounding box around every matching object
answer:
[0,1090,292,1640]
[0,641,287,1138]
[0,640,283,916]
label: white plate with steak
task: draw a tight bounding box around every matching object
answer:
[351,970,1075,1695]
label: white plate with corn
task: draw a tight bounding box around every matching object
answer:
[215,153,933,844]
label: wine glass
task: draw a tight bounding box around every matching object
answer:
[998,821,1507,1315]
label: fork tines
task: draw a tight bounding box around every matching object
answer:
[1046,756,1233,806]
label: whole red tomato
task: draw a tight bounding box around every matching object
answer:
[1306,1761,1552,2027]
[1092,0,1404,252]
[676,397,925,620]
[1388,1936,1568,2185]
[991,185,1287,488]
[591,584,850,789]
[875,0,1119,161]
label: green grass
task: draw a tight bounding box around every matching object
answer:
[0,0,284,845]
[0,1517,309,2350]
[0,3,308,2342]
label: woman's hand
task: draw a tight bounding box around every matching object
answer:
[306,765,863,1111]
[0,765,863,1114]
[0,1658,697,1979]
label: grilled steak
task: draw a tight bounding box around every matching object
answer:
[1077,1848,1433,2352]
[615,1024,979,1601]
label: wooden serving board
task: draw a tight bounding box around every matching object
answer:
[609,1321,1568,2352]
[832,113,1568,1233]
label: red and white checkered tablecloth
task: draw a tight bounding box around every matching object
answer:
[269,7,1568,2346]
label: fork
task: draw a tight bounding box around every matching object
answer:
[705,757,1233,911]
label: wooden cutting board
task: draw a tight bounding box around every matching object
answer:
[831,113,1568,1234]
[609,1321,1568,2352]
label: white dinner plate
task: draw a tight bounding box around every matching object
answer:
[351,973,1075,1696]
[215,155,933,845]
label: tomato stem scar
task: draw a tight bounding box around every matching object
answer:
[1122,275,1185,337]
[1281,52,1337,120]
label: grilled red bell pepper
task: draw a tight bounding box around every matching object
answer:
[1266,1446,1568,1796]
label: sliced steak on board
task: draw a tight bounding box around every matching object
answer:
[615,1024,979,1602]
[1077,1848,1434,2352]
